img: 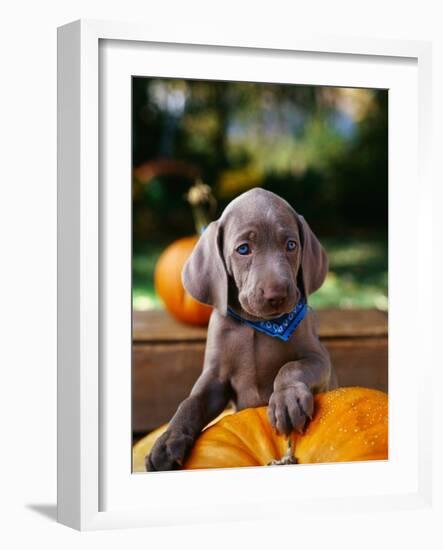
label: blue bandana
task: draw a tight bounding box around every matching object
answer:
[227,298,308,342]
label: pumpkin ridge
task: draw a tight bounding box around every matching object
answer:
[185,438,260,468]
[205,421,261,464]
[254,407,282,462]
[217,409,281,463]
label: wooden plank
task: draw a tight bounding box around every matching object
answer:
[133,343,204,432]
[133,310,207,343]
[314,309,388,339]
[133,308,388,342]
[132,336,388,433]
[328,338,388,393]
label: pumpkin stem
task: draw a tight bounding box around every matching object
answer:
[185,179,217,235]
[267,437,298,466]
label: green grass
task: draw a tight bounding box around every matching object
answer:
[310,237,388,310]
[132,242,165,310]
[132,237,387,311]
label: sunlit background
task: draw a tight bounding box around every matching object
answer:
[132,78,387,311]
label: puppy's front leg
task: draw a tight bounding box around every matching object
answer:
[268,352,332,436]
[146,369,231,471]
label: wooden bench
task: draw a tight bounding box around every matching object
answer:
[133,309,388,434]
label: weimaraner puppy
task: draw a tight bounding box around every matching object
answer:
[146,188,337,471]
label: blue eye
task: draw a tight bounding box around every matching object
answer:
[286,240,297,251]
[236,244,250,255]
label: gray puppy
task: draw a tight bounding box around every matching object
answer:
[146,188,337,471]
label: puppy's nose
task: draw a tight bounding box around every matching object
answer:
[263,285,287,309]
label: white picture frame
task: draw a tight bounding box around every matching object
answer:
[57,19,434,531]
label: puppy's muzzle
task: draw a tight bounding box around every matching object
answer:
[260,282,288,309]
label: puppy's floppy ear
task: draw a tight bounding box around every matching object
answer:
[181,221,228,315]
[297,215,328,297]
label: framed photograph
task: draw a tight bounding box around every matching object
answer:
[57,19,433,530]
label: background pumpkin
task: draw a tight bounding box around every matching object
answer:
[153,180,215,326]
[132,387,388,472]
[154,235,212,325]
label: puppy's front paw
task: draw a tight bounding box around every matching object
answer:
[145,430,194,472]
[268,383,314,435]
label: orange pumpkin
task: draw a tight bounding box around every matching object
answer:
[184,387,388,469]
[154,235,212,326]
[132,409,233,473]
[132,387,388,472]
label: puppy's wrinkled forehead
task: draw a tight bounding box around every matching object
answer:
[221,188,299,242]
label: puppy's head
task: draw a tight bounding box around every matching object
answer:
[182,188,328,319]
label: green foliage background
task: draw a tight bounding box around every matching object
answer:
[132,78,388,311]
